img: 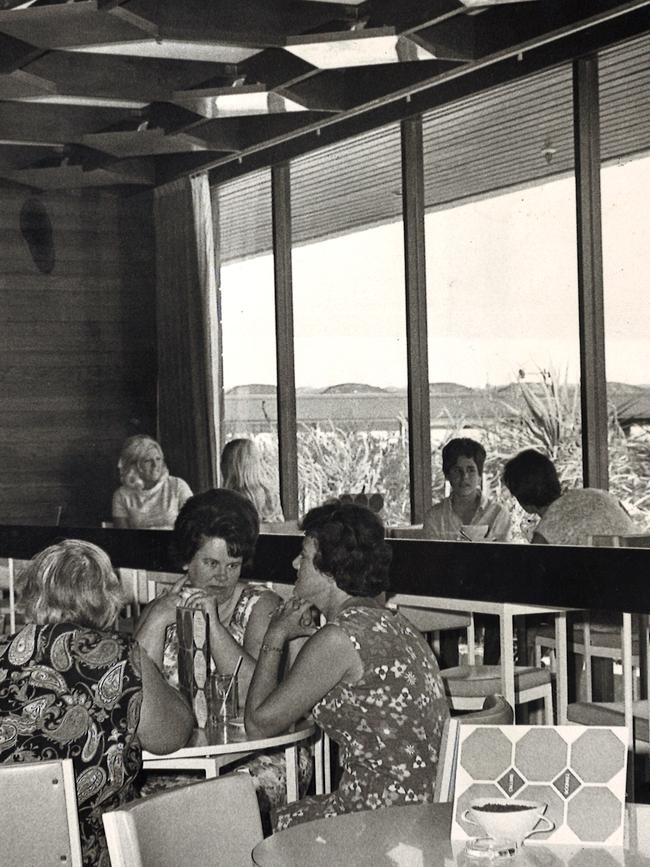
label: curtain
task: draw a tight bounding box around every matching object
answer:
[154,175,219,494]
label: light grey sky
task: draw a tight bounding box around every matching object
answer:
[221,154,649,390]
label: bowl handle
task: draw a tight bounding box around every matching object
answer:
[461,809,482,828]
[526,815,555,838]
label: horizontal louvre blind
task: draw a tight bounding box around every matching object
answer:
[215,33,650,265]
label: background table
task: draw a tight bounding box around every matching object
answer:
[392,593,573,722]
[142,720,317,802]
[252,802,650,866]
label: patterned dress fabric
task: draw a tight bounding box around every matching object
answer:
[162,583,269,687]
[275,606,450,830]
[536,488,635,546]
[152,583,310,811]
[0,623,143,867]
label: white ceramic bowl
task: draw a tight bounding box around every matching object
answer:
[463,797,554,844]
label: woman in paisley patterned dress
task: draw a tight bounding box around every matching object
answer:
[245,501,450,830]
[134,489,309,814]
[0,540,193,867]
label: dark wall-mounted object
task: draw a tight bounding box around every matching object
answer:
[20,197,55,274]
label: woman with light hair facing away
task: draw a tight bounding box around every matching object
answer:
[112,434,193,529]
[0,540,193,867]
[220,437,283,523]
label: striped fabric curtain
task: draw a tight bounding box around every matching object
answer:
[153,174,219,494]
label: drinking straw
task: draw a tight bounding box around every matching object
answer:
[220,655,243,715]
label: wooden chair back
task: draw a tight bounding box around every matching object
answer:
[103,773,262,867]
[0,759,83,866]
[434,695,514,803]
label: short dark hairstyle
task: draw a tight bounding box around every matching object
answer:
[502,449,562,509]
[442,437,486,476]
[301,501,392,597]
[172,488,259,569]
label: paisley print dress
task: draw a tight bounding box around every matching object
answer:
[0,623,143,867]
[275,606,449,830]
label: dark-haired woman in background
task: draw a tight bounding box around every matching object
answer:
[424,437,510,542]
[245,502,449,830]
[503,448,635,545]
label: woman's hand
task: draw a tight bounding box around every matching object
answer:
[266,596,317,643]
[196,592,219,625]
[141,574,188,627]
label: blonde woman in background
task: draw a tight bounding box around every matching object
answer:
[220,437,284,522]
[112,435,193,530]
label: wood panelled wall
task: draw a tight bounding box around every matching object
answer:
[0,185,157,526]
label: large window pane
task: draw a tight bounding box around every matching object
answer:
[601,36,650,530]
[216,169,281,510]
[290,126,410,524]
[423,66,582,541]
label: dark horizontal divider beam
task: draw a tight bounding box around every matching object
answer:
[1,525,647,615]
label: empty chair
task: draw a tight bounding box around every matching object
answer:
[434,695,515,802]
[103,773,263,867]
[0,759,83,867]
[440,662,554,723]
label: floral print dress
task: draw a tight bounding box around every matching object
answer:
[275,606,449,830]
[0,623,143,867]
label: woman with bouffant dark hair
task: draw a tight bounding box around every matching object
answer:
[245,501,449,830]
[300,500,392,597]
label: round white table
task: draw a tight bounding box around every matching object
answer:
[252,803,650,866]
[142,719,318,802]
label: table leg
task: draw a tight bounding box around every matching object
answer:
[555,612,568,724]
[499,615,516,713]
[467,615,476,665]
[285,744,299,803]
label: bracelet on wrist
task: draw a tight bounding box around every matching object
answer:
[260,642,284,654]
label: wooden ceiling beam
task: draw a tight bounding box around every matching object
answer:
[340,58,465,105]
[0,70,56,100]
[205,2,649,186]
[0,3,159,49]
[365,0,466,31]
[240,48,317,89]
[279,73,352,112]
[21,52,232,104]
[0,102,143,144]
[0,32,45,72]
[173,111,332,154]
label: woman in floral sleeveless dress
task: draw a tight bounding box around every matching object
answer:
[245,501,450,829]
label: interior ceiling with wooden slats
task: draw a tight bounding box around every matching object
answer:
[0,0,648,193]
[217,29,650,264]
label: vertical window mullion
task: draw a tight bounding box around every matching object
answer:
[401,116,432,523]
[272,163,299,519]
[573,55,609,489]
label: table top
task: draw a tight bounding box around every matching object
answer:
[252,803,650,866]
[391,592,574,618]
[142,718,315,761]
